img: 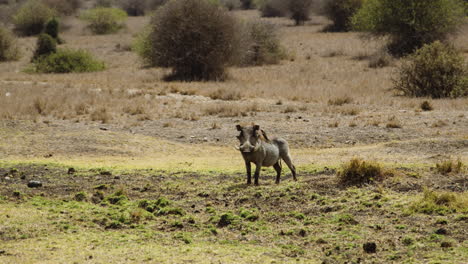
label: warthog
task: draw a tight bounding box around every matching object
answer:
[235,124,297,185]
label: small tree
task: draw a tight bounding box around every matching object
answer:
[394,41,467,98]
[32,33,56,61]
[44,17,63,43]
[352,0,466,56]
[142,0,240,81]
[258,0,288,18]
[323,0,362,32]
[13,0,55,36]
[119,0,147,16]
[0,26,21,62]
[288,0,313,25]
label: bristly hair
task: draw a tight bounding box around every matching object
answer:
[259,129,271,143]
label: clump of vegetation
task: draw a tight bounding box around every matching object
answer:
[240,0,254,9]
[409,189,468,215]
[239,208,259,221]
[0,26,21,62]
[174,232,192,244]
[157,207,185,216]
[31,48,105,73]
[240,20,285,66]
[42,0,81,16]
[221,0,241,10]
[140,0,240,81]
[217,212,240,227]
[288,0,313,25]
[118,0,147,16]
[80,7,128,34]
[420,100,433,111]
[105,189,128,205]
[32,33,57,61]
[258,0,287,17]
[138,197,171,212]
[323,0,363,32]
[393,41,467,98]
[74,191,87,202]
[435,158,464,175]
[368,50,392,68]
[337,158,386,186]
[44,17,62,44]
[352,0,466,56]
[13,0,55,36]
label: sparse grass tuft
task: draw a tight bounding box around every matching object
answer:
[328,96,353,106]
[337,158,386,186]
[409,189,468,215]
[435,158,464,175]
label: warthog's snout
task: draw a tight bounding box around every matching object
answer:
[238,142,256,153]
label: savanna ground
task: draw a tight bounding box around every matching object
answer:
[0,8,467,264]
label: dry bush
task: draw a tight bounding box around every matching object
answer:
[203,102,259,117]
[393,41,467,98]
[368,50,392,68]
[410,189,468,215]
[208,88,241,101]
[337,158,386,186]
[288,0,313,25]
[328,96,352,106]
[142,0,241,81]
[221,0,241,10]
[91,107,112,123]
[0,25,21,61]
[435,158,464,175]
[239,20,285,66]
[420,100,433,111]
[258,0,287,17]
[42,0,81,16]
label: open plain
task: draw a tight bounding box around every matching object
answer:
[0,8,467,264]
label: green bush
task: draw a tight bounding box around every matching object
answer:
[0,26,21,62]
[44,17,63,44]
[409,189,468,215]
[240,20,285,66]
[42,0,82,16]
[13,0,55,36]
[352,0,466,56]
[323,0,362,32]
[32,33,56,61]
[394,41,467,98]
[141,0,241,81]
[32,48,105,73]
[80,7,127,34]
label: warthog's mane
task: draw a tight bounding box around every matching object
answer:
[259,129,271,143]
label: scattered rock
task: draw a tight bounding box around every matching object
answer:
[363,242,377,253]
[4,176,11,181]
[27,180,43,188]
[67,168,76,175]
[99,127,108,131]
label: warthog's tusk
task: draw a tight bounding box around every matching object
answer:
[234,146,240,150]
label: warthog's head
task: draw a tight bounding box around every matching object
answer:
[235,124,267,153]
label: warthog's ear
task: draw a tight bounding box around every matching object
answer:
[236,125,242,131]
[253,125,260,131]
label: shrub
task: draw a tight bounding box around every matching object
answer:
[221,0,241,10]
[240,0,254,9]
[42,0,81,16]
[323,0,362,32]
[44,17,63,44]
[32,33,56,61]
[0,26,21,62]
[147,0,168,10]
[141,0,241,81]
[95,0,113,8]
[393,41,468,98]
[337,158,385,186]
[32,48,105,73]
[80,7,127,34]
[239,20,285,66]
[352,0,466,56]
[259,0,287,17]
[118,0,147,16]
[13,0,55,36]
[288,0,313,25]
[420,100,433,111]
[368,50,392,68]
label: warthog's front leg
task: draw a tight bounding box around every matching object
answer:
[254,162,262,185]
[245,161,252,185]
[273,162,282,184]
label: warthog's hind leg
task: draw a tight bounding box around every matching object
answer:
[282,154,297,181]
[273,162,282,184]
